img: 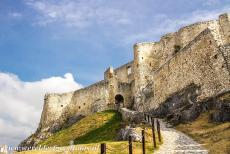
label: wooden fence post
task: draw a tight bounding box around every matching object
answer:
[101,143,106,154]
[148,115,150,124]
[129,136,133,154]
[151,117,157,148]
[142,129,146,154]
[156,119,161,142]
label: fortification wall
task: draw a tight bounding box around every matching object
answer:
[68,80,108,115]
[117,82,132,107]
[39,80,108,131]
[39,92,74,131]
[134,20,218,71]
[219,13,230,44]
[114,61,134,83]
[152,29,230,108]
[133,20,216,97]
[133,13,230,111]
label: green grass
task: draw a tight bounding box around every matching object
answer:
[40,110,122,146]
[19,110,162,154]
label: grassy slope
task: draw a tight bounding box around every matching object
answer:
[176,112,230,154]
[40,110,122,146]
[19,110,161,154]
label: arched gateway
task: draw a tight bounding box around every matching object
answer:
[115,94,124,108]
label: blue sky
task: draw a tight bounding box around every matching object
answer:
[0,0,230,146]
[0,0,229,85]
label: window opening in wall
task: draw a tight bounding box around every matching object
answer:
[61,105,63,107]
[127,66,132,75]
[214,54,218,59]
[78,106,81,109]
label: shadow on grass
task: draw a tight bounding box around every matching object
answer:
[74,110,122,144]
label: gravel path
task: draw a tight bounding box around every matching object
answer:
[155,120,208,154]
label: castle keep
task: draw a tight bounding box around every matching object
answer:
[38,13,230,135]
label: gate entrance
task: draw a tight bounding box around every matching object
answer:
[115,94,124,107]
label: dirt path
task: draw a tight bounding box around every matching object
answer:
[155,120,208,154]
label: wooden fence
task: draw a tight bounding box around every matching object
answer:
[100,115,161,154]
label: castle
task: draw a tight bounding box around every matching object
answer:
[34,13,230,139]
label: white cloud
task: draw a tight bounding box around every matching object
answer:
[25,0,131,27]
[0,72,82,146]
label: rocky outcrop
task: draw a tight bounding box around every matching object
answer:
[19,130,52,148]
[151,84,230,125]
[19,113,85,147]
[151,84,201,125]
[210,93,230,122]
[117,126,142,142]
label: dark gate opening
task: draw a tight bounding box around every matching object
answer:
[115,94,124,107]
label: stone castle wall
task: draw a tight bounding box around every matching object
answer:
[132,20,216,111]
[39,80,109,131]
[114,61,134,83]
[36,13,229,134]
[152,29,230,109]
[133,13,230,111]
[39,61,135,131]
[39,92,74,131]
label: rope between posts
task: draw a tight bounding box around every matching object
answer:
[106,143,131,152]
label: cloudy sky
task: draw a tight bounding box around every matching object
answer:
[0,0,229,146]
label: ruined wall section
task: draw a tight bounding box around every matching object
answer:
[219,13,230,44]
[39,92,74,131]
[39,80,109,131]
[133,14,230,111]
[114,61,134,83]
[104,62,134,109]
[152,29,230,109]
[133,43,155,111]
[66,80,108,117]
[133,21,216,111]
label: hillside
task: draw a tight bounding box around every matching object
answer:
[39,110,122,146]
[18,110,161,154]
[176,112,230,154]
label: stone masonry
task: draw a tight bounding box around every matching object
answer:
[21,13,230,146]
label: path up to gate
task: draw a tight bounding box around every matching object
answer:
[155,120,208,154]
